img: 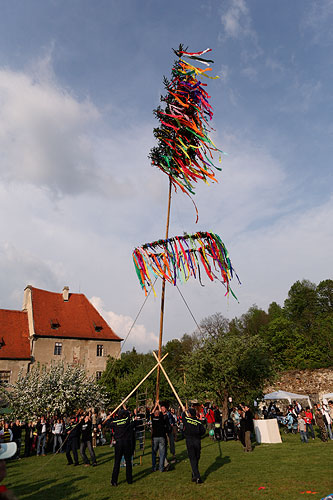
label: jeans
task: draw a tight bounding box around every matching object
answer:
[152,437,166,472]
[37,433,46,455]
[80,440,96,464]
[325,423,333,440]
[53,434,63,453]
[306,423,315,439]
[300,430,308,443]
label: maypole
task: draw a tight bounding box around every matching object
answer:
[132,44,240,403]
[156,178,172,401]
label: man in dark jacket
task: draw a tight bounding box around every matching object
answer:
[65,417,80,466]
[79,414,97,466]
[182,407,206,484]
[243,405,254,452]
[109,409,137,486]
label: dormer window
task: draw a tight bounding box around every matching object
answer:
[94,322,103,332]
[50,319,60,330]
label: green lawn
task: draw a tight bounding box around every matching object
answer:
[5,433,333,500]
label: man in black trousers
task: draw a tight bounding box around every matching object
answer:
[65,416,80,466]
[109,408,138,486]
[182,407,206,484]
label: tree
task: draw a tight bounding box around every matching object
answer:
[317,279,333,314]
[198,312,229,340]
[183,317,274,419]
[1,363,105,420]
[284,280,318,334]
[240,305,269,337]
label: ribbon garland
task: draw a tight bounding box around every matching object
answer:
[149,45,225,198]
[132,232,240,299]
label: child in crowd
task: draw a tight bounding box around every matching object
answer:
[298,413,308,443]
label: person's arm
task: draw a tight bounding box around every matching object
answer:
[151,401,160,414]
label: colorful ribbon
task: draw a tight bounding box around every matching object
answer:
[132,232,240,299]
[149,45,225,198]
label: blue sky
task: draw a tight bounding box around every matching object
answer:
[0,0,332,351]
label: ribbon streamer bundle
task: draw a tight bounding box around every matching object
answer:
[133,232,239,299]
[149,46,224,196]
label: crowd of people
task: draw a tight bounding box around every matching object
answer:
[261,400,333,442]
[0,398,332,488]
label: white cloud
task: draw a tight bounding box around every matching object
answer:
[301,0,333,45]
[0,65,105,195]
[90,296,159,352]
[241,66,257,81]
[0,242,64,308]
[221,0,252,39]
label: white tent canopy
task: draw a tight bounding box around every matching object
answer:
[264,390,312,409]
[322,393,333,405]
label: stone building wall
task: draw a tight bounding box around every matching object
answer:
[0,359,31,385]
[264,367,333,402]
[32,337,121,378]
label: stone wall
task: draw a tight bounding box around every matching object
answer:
[264,367,333,402]
[32,337,121,378]
[0,359,31,385]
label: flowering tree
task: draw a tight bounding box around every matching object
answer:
[1,363,106,419]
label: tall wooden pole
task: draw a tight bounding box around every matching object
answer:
[156,179,172,401]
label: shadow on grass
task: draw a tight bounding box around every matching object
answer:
[202,441,231,481]
[13,476,86,500]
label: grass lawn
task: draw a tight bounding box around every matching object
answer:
[5,433,333,500]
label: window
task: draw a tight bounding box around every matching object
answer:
[54,342,62,355]
[50,318,60,330]
[0,371,10,385]
[96,371,102,381]
[96,344,104,357]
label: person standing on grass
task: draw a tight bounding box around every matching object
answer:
[65,417,80,466]
[109,408,137,486]
[243,405,254,452]
[298,413,308,443]
[52,418,63,453]
[79,414,97,467]
[322,404,333,440]
[304,407,315,440]
[205,404,215,439]
[160,402,174,465]
[36,416,47,456]
[182,407,206,484]
[150,402,168,473]
[314,404,328,442]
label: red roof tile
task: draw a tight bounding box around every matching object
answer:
[0,309,31,359]
[30,287,122,341]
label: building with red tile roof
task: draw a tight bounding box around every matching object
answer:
[0,309,31,385]
[0,285,122,384]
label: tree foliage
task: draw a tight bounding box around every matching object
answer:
[183,316,273,418]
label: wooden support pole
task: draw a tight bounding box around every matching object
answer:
[153,351,185,411]
[105,353,169,422]
[156,179,172,401]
